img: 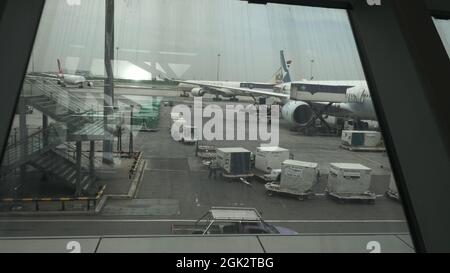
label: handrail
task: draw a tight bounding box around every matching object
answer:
[0,185,107,211]
[53,143,101,171]
[23,78,95,116]
[2,125,65,170]
[24,78,124,129]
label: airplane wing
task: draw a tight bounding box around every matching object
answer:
[40,73,58,78]
[27,73,105,83]
[27,73,58,79]
[168,78,289,99]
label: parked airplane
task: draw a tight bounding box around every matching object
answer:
[55,59,95,88]
[276,80,376,127]
[170,51,377,130]
[32,59,95,88]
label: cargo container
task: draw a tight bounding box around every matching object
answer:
[265,160,319,201]
[217,148,251,176]
[341,130,382,147]
[132,98,161,130]
[255,147,290,173]
[327,163,374,201]
[280,160,319,193]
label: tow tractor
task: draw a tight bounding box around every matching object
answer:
[172,207,297,235]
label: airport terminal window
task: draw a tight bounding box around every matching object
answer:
[433,18,450,57]
[0,0,414,253]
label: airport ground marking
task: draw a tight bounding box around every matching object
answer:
[0,219,407,223]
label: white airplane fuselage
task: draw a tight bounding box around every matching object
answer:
[58,74,93,88]
[276,80,376,121]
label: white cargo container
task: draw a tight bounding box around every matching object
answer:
[363,131,382,147]
[341,130,382,147]
[255,147,290,173]
[327,163,372,195]
[280,160,319,193]
[216,148,251,175]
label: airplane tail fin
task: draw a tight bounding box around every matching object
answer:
[57,59,64,75]
[280,50,292,83]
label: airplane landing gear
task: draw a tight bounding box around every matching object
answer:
[293,102,338,136]
[304,102,334,134]
[213,95,222,102]
[180,91,190,97]
[354,119,369,130]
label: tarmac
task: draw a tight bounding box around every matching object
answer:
[0,85,412,244]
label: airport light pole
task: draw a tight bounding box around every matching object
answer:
[310,59,315,80]
[129,105,134,155]
[116,47,119,79]
[217,53,221,81]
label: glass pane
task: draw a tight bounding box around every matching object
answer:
[433,18,450,57]
[0,0,413,253]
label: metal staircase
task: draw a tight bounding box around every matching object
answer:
[1,127,96,192]
[1,125,65,174]
[29,148,93,192]
[0,78,123,194]
[23,78,117,141]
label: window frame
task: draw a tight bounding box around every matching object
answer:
[1,0,450,252]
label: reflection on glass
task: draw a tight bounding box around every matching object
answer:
[0,0,413,253]
[433,18,450,57]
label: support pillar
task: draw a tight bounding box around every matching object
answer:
[18,98,27,180]
[103,0,115,165]
[42,114,48,147]
[89,140,95,178]
[75,141,82,196]
[129,105,134,155]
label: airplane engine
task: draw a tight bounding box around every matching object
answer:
[87,81,94,87]
[191,87,206,97]
[281,101,314,127]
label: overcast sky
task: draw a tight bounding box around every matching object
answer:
[31,0,374,81]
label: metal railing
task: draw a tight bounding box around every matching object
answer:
[0,185,106,212]
[24,77,126,130]
[23,78,96,116]
[53,143,102,171]
[1,125,66,172]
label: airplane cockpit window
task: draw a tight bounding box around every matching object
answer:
[0,0,414,253]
